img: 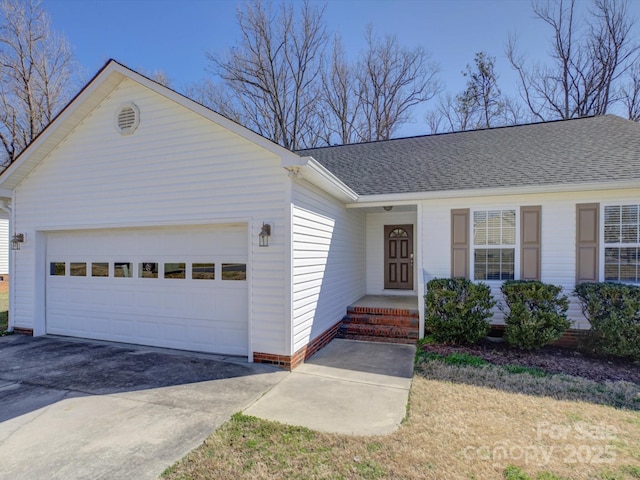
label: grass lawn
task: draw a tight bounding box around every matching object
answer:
[162,350,640,480]
[0,290,8,334]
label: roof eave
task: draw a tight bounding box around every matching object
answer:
[346,179,640,206]
[294,156,359,203]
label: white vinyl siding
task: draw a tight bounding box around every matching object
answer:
[291,179,365,352]
[0,218,8,275]
[420,188,640,329]
[12,78,289,355]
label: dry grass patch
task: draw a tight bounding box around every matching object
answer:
[162,357,640,480]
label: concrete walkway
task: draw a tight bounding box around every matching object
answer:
[245,339,416,436]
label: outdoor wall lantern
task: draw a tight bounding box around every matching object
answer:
[259,223,271,247]
[11,233,24,250]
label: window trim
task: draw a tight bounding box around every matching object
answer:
[470,207,520,282]
[600,201,640,284]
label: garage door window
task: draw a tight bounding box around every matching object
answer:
[114,262,133,278]
[50,262,66,276]
[164,262,186,279]
[222,263,246,280]
[139,262,158,279]
[70,263,87,276]
[92,263,109,277]
[192,263,215,280]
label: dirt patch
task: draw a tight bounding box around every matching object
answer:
[423,339,640,385]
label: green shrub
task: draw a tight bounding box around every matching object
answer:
[425,277,495,344]
[574,282,640,360]
[499,280,570,350]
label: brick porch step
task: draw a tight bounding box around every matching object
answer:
[337,333,418,345]
[342,313,419,327]
[337,305,419,345]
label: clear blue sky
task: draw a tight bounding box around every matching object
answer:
[43,0,640,137]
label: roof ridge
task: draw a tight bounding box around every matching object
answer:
[296,115,613,152]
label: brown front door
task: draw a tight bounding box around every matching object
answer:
[384,224,414,290]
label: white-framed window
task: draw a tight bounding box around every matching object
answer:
[472,209,517,281]
[604,204,640,283]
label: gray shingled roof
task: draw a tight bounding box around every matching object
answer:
[297,115,640,196]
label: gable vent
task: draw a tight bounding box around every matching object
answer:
[115,102,140,135]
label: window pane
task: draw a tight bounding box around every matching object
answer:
[222,263,246,280]
[502,209,516,227]
[192,263,215,280]
[114,262,132,278]
[486,248,502,280]
[70,262,87,276]
[604,224,620,243]
[474,227,487,245]
[501,249,515,280]
[50,262,65,276]
[92,263,109,277]
[620,248,638,282]
[389,228,408,238]
[139,262,158,279]
[487,227,501,245]
[604,263,619,281]
[164,262,186,279]
[474,250,487,280]
[473,211,487,245]
[604,205,620,225]
[622,224,639,243]
[621,205,638,224]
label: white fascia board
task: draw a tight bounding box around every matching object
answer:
[298,156,359,202]
[0,188,12,198]
[346,180,640,207]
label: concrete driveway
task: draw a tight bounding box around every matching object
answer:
[0,335,287,480]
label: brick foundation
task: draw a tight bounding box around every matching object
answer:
[12,327,33,336]
[253,319,341,371]
[488,324,586,348]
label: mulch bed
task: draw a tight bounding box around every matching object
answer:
[422,339,640,385]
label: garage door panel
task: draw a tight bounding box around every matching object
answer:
[46,225,248,356]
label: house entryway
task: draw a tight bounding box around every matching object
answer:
[384,224,414,290]
[337,295,419,344]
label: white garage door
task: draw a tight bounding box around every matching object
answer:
[46,224,249,356]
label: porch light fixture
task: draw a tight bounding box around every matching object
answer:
[383,206,393,211]
[11,233,24,250]
[259,223,271,247]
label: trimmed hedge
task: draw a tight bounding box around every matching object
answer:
[574,282,640,360]
[499,280,570,350]
[425,278,495,344]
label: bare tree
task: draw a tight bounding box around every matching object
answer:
[206,0,327,150]
[507,0,639,121]
[427,52,521,133]
[457,52,504,129]
[428,93,473,133]
[621,65,640,121]
[0,0,75,166]
[319,36,363,145]
[356,26,441,141]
